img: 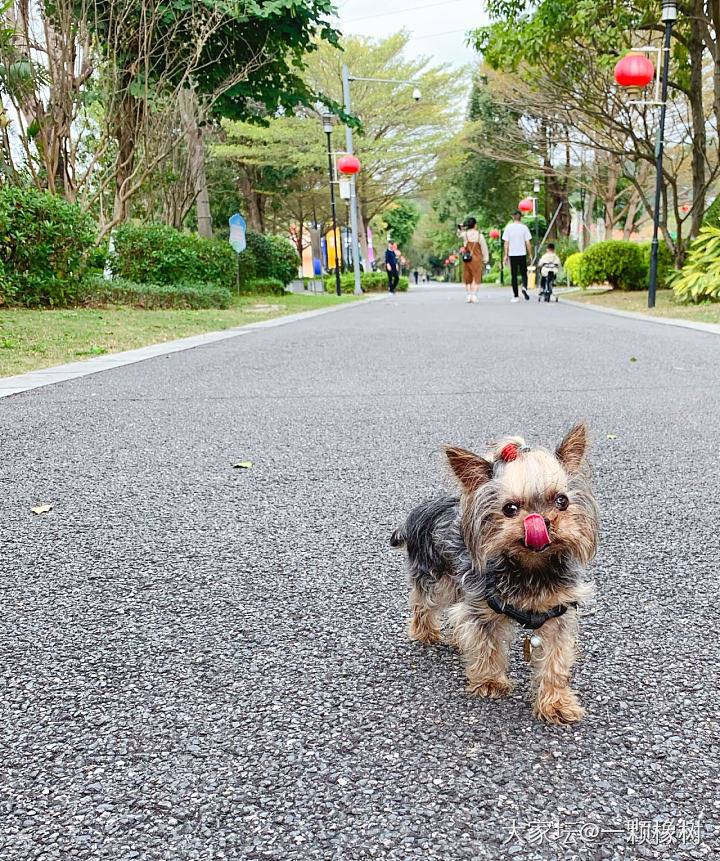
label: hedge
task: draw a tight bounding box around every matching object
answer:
[109,223,236,289]
[324,271,409,293]
[577,240,646,290]
[639,241,673,289]
[564,252,584,286]
[267,235,300,286]
[241,277,285,295]
[84,276,232,309]
[0,186,96,307]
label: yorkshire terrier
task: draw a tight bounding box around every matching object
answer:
[391,422,599,725]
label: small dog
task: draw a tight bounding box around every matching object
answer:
[391,422,599,724]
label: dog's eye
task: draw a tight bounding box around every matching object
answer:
[554,494,569,511]
[502,502,519,518]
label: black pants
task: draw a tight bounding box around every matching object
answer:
[387,269,399,292]
[509,256,528,297]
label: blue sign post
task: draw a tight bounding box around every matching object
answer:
[229,213,247,293]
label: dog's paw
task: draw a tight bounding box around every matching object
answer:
[533,689,585,725]
[408,618,442,645]
[466,676,515,699]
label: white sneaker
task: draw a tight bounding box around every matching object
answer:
[510,297,520,303]
[472,294,479,303]
[465,294,472,303]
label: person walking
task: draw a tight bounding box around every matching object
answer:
[385,241,399,294]
[502,210,533,302]
[457,217,489,304]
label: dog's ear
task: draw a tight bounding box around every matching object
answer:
[445,445,493,492]
[556,421,588,472]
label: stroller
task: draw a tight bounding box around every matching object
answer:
[537,260,560,302]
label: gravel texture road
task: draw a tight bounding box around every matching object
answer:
[1,286,718,860]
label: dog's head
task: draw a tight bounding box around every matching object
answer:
[445,422,599,569]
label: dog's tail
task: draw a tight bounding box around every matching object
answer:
[390,526,407,548]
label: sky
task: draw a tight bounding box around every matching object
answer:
[330,0,488,71]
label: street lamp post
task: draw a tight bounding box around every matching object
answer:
[647,1,676,309]
[322,112,342,297]
[341,64,421,295]
[533,178,541,262]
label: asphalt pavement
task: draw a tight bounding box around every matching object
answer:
[1,285,718,860]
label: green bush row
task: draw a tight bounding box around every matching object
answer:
[241,278,286,296]
[323,271,409,293]
[110,224,299,290]
[84,276,232,309]
[563,240,674,291]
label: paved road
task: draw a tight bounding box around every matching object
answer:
[1,286,718,860]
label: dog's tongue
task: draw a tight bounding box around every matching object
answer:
[524,514,550,550]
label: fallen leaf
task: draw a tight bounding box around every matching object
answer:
[31,504,52,515]
[630,357,637,362]
[233,461,253,469]
[606,434,617,440]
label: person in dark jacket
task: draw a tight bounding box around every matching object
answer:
[385,242,399,293]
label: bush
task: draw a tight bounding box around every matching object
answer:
[323,271,409,293]
[639,241,674,289]
[244,231,274,279]
[578,240,646,290]
[236,247,257,285]
[83,276,232,309]
[0,186,96,306]
[109,223,236,288]
[241,277,286,295]
[564,252,584,286]
[267,235,300,286]
[672,226,720,303]
[522,215,547,238]
[702,195,720,227]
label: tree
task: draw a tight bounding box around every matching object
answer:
[381,200,421,247]
[470,0,720,266]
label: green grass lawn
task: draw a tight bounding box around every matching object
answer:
[562,288,720,325]
[0,293,363,377]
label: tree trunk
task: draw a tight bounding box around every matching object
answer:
[113,94,138,224]
[178,89,212,237]
[688,1,707,240]
[238,169,264,232]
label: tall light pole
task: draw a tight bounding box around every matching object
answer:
[614,1,676,309]
[322,112,342,297]
[342,65,421,295]
[533,178,541,262]
[648,0,676,309]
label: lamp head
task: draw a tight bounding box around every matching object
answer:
[321,112,333,134]
[412,87,421,102]
[533,178,541,194]
[661,1,677,22]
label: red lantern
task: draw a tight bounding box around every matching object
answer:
[518,198,534,213]
[337,155,360,175]
[614,53,655,100]
[681,204,690,212]
[489,228,500,239]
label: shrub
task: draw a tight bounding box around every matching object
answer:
[109,223,236,288]
[236,247,258,286]
[323,271,409,293]
[638,241,674,289]
[244,231,274,279]
[267,235,300,286]
[563,252,584,286]
[241,277,285,295]
[672,226,720,303]
[0,186,96,306]
[578,240,646,290]
[522,215,547,238]
[84,276,232,309]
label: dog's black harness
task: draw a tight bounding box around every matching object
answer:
[485,592,577,630]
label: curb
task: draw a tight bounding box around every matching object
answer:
[0,295,384,399]
[560,297,720,337]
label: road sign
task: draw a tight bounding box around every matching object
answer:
[229,213,246,253]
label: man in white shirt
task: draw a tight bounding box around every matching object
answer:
[502,210,533,302]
